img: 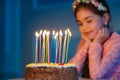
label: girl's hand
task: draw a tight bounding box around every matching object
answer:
[81,33,91,50]
[93,27,110,44]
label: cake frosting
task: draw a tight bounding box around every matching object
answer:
[26,63,76,67]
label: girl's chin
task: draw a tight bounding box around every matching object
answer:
[88,35,95,40]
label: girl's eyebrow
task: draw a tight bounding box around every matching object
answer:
[84,16,94,20]
[76,16,93,23]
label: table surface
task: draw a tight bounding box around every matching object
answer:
[8,78,92,80]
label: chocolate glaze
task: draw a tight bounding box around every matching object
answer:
[25,67,78,80]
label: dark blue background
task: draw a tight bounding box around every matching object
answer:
[0,0,120,79]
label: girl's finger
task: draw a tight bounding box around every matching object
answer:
[97,29,101,37]
[103,27,107,36]
[101,28,104,36]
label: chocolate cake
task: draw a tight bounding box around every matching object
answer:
[25,63,78,80]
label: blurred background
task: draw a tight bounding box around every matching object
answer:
[0,0,120,79]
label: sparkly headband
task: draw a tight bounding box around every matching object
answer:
[73,0,107,11]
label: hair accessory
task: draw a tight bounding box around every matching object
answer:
[73,0,107,11]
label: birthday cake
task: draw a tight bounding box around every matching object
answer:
[25,29,78,80]
[25,63,78,80]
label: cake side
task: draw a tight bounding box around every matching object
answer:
[25,63,78,80]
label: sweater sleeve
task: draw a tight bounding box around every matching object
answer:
[69,47,87,73]
[88,41,120,79]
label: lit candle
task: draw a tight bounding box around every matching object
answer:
[45,30,48,62]
[51,30,55,62]
[46,31,50,63]
[54,32,59,63]
[35,31,40,63]
[58,30,63,63]
[42,30,46,63]
[39,30,42,63]
[65,29,72,63]
[62,30,67,63]
[52,31,55,53]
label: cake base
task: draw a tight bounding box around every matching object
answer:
[25,63,78,80]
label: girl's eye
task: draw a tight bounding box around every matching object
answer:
[78,23,83,26]
[87,20,92,23]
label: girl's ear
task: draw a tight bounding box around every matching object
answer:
[103,13,110,26]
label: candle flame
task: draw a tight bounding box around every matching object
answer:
[54,32,58,39]
[67,29,70,33]
[67,28,70,31]
[52,30,55,35]
[43,30,47,37]
[39,30,42,35]
[47,31,50,36]
[59,30,63,36]
[69,32,72,36]
[67,29,72,36]
[35,31,40,37]
[65,30,67,35]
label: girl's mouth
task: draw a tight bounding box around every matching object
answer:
[85,30,93,35]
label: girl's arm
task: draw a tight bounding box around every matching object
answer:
[69,40,88,73]
[88,40,120,79]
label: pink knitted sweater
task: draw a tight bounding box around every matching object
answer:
[70,32,120,79]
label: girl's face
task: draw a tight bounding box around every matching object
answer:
[76,8,106,40]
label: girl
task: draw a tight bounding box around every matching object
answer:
[70,0,120,79]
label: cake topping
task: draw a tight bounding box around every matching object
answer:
[26,63,76,68]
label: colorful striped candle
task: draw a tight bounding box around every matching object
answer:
[58,30,63,63]
[51,30,55,62]
[54,32,59,63]
[45,31,48,62]
[35,31,40,63]
[46,31,50,63]
[39,30,42,63]
[42,30,46,63]
[65,29,72,63]
[62,30,67,63]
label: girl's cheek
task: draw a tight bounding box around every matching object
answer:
[93,24,100,30]
[79,28,83,32]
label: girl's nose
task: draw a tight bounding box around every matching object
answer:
[83,23,88,30]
